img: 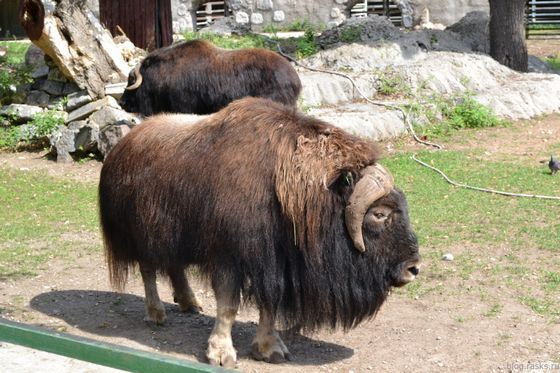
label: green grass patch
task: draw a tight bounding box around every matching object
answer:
[384,150,560,250]
[182,31,267,49]
[545,55,560,70]
[483,303,503,317]
[0,41,32,105]
[0,168,99,279]
[181,30,319,59]
[0,110,65,150]
[409,94,508,138]
[0,41,31,64]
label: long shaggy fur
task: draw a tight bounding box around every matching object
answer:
[119,40,302,115]
[99,97,407,332]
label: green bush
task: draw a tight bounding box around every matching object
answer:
[0,42,32,105]
[416,94,507,138]
[182,31,267,49]
[340,25,362,43]
[295,27,318,59]
[376,67,411,97]
[0,110,65,150]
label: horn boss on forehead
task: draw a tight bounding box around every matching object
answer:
[345,164,394,252]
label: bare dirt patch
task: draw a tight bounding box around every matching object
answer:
[1,115,560,371]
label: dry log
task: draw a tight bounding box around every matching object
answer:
[20,0,130,99]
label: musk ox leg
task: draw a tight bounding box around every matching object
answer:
[206,274,240,369]
[139,264,166,324]
[168,266,203,314]
[251,308,291,363]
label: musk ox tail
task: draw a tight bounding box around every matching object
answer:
[98,170,136,291]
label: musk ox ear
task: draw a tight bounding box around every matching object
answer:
[329,169,357,199]
[345,164,394,252]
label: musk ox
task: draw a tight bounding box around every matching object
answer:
[119,39,302,116]
[99,97,420,368]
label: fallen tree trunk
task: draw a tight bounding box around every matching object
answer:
[19,0,130,99]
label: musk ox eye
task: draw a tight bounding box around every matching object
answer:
[365,206,392,225]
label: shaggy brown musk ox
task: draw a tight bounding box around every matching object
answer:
[119,39,302,115]
[99,97,420,368]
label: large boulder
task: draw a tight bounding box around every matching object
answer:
[0,104,43,124]
[446,11,489,53]
[49,120,99,163]
[98,124,133,158]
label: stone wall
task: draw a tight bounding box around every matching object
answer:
[50,0,489,35]
[410,0,488,26]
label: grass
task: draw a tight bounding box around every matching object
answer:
[0,120,559,318]
[386,148,560,319]
[0,41,32,105]
[545,55,560,70]
[0,40,31,64]
[0,168,99,279]
[181,30,320,59]
[0,110,66,150]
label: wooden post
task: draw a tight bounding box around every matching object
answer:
[19,0,130,99]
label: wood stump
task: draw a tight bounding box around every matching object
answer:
[19,0,130,99]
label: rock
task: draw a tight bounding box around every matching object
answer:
[235,11,249,24]
[198,17,250,35]
[446,11,489,53]
[89,106,140,130]
[104,83,127,99]
[49,121,99,163]
[308,103,406,141]
[62,82,81,96]
[300,72,377,107]
[26,91,51,108]
[273,10,285,22]
[48,97,66,111]
[65,96,121,123]
[256,0,273,10]
[37,80,65,96]
[316,15,400,49]
[0,104,43,123]
[47,67,69,83]
[66,91,93,112]
[31,65,50,79]
[24,44,46,67]
[442,253,454,261]
[98,124,132,158]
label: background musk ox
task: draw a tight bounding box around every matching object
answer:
[99,97,420,368]
[119,40,302,115]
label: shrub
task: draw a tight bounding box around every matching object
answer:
[0,110,65,150]
[340,25,362,43]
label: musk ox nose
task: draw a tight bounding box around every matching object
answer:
[408,266,420,276]
[394,260,421,287]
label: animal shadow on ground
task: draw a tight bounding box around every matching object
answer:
[30,290,353,366]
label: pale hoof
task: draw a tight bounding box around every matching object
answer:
[174,295,203,314]
[251,333,291,364]
[207,338,237,369]
[144,302,167,325]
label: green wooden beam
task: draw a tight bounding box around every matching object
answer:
[0,318,233,373]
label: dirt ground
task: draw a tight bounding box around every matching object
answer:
[1,113,559,372]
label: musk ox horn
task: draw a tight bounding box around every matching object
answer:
[345,164,394,252]
[125,64,143,90]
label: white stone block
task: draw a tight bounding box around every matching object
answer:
[251,13,264,24]
[236,11,250,24]
[273,10,285,22]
